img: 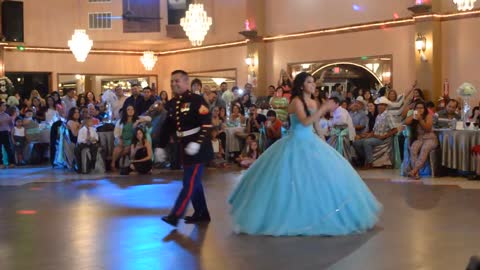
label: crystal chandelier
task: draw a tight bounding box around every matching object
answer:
[68,29,93,62]
[453,0,477,11]
[180,3,212,46]
[140,51,158,71]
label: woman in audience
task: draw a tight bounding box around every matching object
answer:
[211,106,226,148]
[112,105,138,171]
[219,106,227,122]
[29,89,46,107]
[85,91,97,105]
[51,91,66,118]
[129,127,153,174]
[467,106,480,125]
[366,101,378,133]
[230,104,245,125]
[363,90,374,104]
[240,94,252,110]
[269,86,289,122]
[77,94,87,108]
[66,107,81,144]
[159,91,169,103]
[31,97,46,122]
[45,95,60,124]
[412,88,425,102]
[405,101,437,180]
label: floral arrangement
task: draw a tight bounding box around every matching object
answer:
[456,82,477,97]
[0,76,14,101]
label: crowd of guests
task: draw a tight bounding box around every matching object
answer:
[0,74,479,179]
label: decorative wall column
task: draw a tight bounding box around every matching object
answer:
[408,1,443,103]
[240,0,267,96]
[0,46,5,77]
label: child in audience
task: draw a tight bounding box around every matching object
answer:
[75,117,99,173]
[12,117,26,165]
[210,128,228,168]
[239,140,261,168]
[236,133,256,163]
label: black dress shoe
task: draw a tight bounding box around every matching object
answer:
[184,214,211,224]
[161,215,179,227]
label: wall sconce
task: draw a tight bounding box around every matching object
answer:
[245,55,257,67]
[415,33,427,62]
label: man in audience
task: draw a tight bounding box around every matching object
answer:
[350,100,369,135]
[112,86,126,121]
[137,86,155,115]
[222,86,235,106]
[62,88,76,115]
[75,116,99,173]
[327,97,355,160]
[265,110,282,148]
[244,83,257,104]
[330,83,344,101]
[435,98,461,128]
[122,84,144,115]
[353,96,398,169]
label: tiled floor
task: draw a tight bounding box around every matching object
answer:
[0,166,479,270]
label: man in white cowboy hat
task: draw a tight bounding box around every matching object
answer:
[353,96,398,169]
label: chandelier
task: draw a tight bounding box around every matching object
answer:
[180,3,212,46]
[68,29,93,62]
[453,0,477,11]
[140,51,158,71]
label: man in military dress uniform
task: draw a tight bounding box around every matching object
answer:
[160,70,213,227]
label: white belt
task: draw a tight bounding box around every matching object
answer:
[176,127,201,137]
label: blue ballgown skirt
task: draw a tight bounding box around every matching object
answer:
[228,114,382,236]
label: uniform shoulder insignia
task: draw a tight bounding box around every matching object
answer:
[199,104,209,115]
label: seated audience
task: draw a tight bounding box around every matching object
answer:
[405,101,438,179]
[269,86,289,122]
[75,116,99,173]
[327,97,356,160]
[129,127,153,174]
[434,99,461,128]
[238,140,261,168]
[265,110,282,148]
[67,107,81,143]
[112,105,138,170]
[353,97,398,169]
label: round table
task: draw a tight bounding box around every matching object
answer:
[436,128,480,172]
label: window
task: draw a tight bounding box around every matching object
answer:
[89,12,112,29]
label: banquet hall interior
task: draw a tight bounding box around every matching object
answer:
[1,0,480,269]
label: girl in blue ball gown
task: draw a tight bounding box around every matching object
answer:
[228,72,382,236]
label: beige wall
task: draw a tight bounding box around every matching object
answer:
[442,16,480,107]
[264,25,416,95]
[264,0,414,36]
[156,45,247,93]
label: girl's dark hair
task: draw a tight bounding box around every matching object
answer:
[159,90,169,102]
[246,140,262,158]
[132,127,147,146]
[120,105,139,124]
[15,117,23,123]
[291,72,312,116]
[51,91,62,105]
[85,91,97,103]
[46,95,56,110]
[410,101,429,146]
[413,88,425,101]
[67,107,80,121]
[77,94,87,107]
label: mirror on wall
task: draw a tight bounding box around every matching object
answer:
[288,55,392,96]
[190,69,237,92]
[57,74,158,97]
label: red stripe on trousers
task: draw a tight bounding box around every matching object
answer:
[175,164,200,217]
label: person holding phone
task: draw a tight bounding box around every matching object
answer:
[405,101,438,179]
[264,110,282,148]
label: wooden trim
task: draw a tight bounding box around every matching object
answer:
[189,68,237,84]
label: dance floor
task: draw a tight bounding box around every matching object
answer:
[0,167,479,270]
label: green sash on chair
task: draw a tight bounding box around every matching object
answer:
[331,127,349,154]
